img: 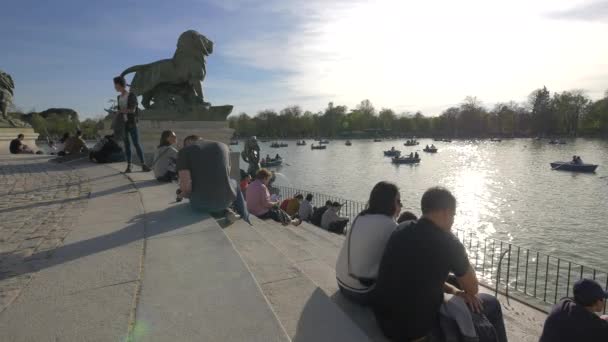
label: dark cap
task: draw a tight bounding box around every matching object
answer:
[573,279,608,306]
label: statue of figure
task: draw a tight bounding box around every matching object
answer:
[241,136,261,177]
[120,30,213,112]
[0,70,23,127]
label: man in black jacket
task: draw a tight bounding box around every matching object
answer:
[540,278,608,342]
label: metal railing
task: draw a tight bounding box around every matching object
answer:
[273,185,608,314]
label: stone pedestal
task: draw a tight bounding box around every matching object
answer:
[0,127,39,154]
[138,120,234,151]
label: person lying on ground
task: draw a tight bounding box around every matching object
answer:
[177,135,249,224]
[246,168,301,226]
[336,181,401,305]
[540,278,608,342]
[372,187,508,342]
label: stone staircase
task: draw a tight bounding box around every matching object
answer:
[0,159,544,341]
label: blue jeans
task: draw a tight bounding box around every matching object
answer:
[124,125,145,165]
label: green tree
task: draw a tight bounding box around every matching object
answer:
[552,90,590,136]
[529,86,555,136]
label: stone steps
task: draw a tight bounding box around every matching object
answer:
[223,217,371,341]
[243,217,390,341]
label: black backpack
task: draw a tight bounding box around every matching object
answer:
[310,206,328,226]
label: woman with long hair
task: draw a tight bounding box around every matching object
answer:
[152,130,178,182]
[113,76,150,173]
[335,181,402,305]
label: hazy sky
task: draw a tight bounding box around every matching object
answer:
[1,0,607,118]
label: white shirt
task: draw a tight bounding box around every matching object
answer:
[298,200,314,221]
[321,207,346,229]
[118,93,129,122]
[336,214,397,293]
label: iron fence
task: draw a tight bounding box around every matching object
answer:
[273,185,607,314]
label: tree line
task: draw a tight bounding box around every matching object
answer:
[229,87,608,138]
[9,108,102,140]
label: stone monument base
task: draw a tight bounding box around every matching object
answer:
[137,120,240,180]
[0,127,39,155]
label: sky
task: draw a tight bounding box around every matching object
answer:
[1,0,607,119]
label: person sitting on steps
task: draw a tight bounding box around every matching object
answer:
[372,187,507,342]
[246,168,301,226]
[153,130,179,182]
[177,135,249,224]
[321,202,350,234]
[298,194,314,222]
[397,210,418,224]
[113,76,150,173]
[335,181,402,305]
[311,200,332,227]
[540,278,608,341]
[286,193,303,217]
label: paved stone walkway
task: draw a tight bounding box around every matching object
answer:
[0,156,89,313]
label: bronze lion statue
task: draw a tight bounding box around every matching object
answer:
[120,30,213,110]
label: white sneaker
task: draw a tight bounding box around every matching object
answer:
[225,208,240,224]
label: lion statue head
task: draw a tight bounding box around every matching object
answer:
[174,30,214,60]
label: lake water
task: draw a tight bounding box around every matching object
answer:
[233,138,608,271]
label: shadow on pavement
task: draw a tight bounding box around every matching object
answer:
[0,203,208,281]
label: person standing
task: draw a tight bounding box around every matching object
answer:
[113,76,150,173]
[540,278,608,341]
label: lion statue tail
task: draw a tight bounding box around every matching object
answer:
[120,64,145,78]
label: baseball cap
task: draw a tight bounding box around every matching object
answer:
[573,279,608,306]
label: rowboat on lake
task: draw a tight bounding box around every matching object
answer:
[550,162,598,173]
[311,144,327,150]
[383,149,401,157]
[261,157,283,167]
[392,156,421,164]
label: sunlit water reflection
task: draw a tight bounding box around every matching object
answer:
[234,138,608,271]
